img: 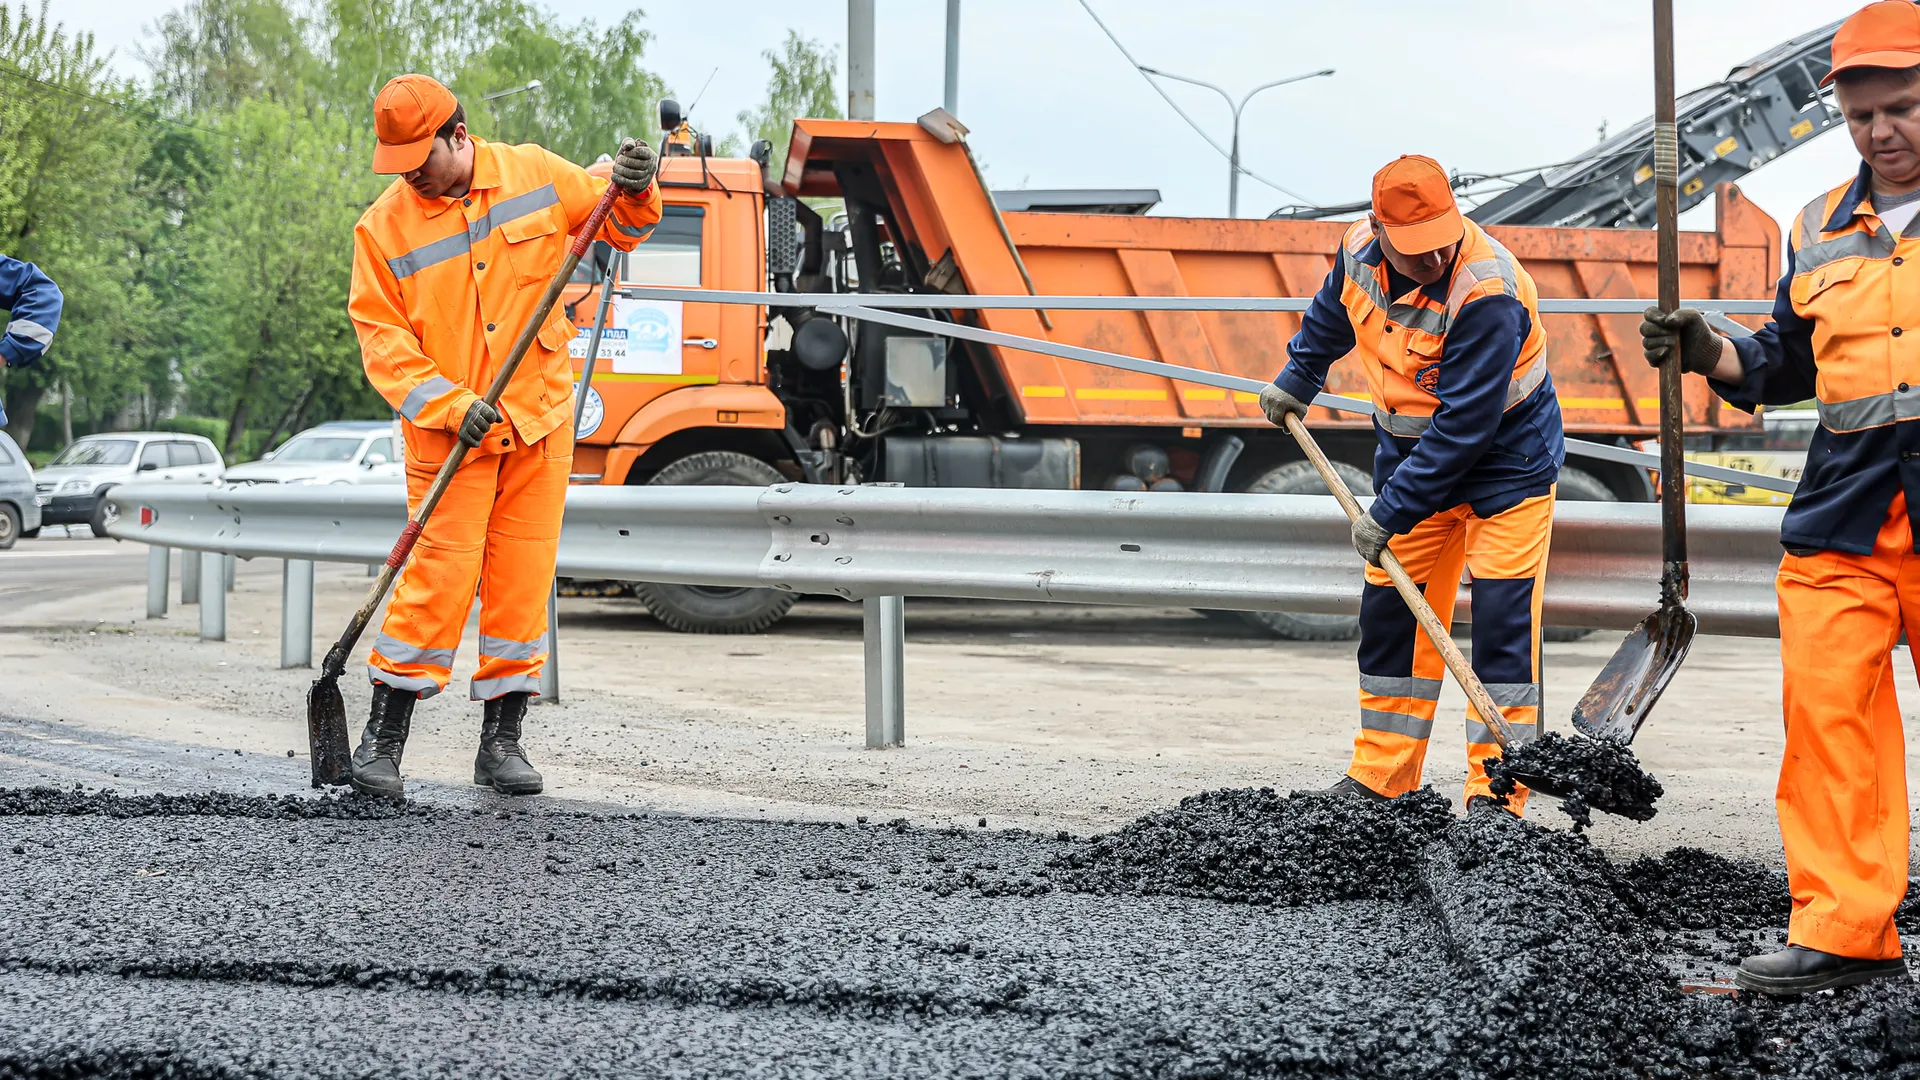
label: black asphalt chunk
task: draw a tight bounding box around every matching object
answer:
[1486,731,1665,826]
[1,784,1916,1078]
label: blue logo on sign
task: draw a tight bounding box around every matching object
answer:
[631,308,673,354]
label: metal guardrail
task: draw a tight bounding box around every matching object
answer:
[107,482,1788,747]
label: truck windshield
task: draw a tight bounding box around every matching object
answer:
[624,205,703,287]
[50,439,135,466]
[273,436,364,462]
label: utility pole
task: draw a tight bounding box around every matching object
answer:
[944,0,960,115]
[1138,66,1334,217]
[848,0,876,121]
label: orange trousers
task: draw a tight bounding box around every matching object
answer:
[1776,492,1915,960]
[368,423,571,700]
[1349,489,1554,810]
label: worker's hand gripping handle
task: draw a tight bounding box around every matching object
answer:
[1279,413,1517,749]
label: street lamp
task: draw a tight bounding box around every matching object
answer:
[1137,66,1334,218]
[482,80,544,143]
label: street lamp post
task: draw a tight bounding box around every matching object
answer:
[481,79,544,143]
[1138,66,1334,218]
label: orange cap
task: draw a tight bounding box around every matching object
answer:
[1370,155,1463,256]
[1823,1,1920,86]
[371,74,459,174]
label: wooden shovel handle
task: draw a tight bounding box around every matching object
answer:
[1281,413,1516,748]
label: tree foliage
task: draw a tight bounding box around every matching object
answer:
[735,31,840,170]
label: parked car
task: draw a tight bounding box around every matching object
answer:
[1684,408,1814,506]
[35,432,225,537]
[223,421,402,487]
[0,430,41,549]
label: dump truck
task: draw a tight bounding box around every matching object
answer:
[556,113,1780,638]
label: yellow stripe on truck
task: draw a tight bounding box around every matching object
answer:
[1021,385,1067,398]
[1076,388,1167,402]
[1559,397,1628,409]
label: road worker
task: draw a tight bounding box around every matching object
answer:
[346,74,661,799]
[1646,1,1920,995]
[1261,154,1564,814]
[0,254,63,429]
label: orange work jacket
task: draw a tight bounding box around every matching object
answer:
[349,137,662,461]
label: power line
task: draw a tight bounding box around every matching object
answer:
[0,61,220,136]
[1075,0,1312,205]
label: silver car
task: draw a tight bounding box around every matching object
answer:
[223,420,402,487]
[0,430,40,549]
[35,432,225,537]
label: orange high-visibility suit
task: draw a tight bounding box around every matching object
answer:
[349,137,661,700]
[1711,168,1920,961]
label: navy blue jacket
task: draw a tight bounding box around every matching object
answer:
[1273,249,1563,534]
[0,255,63,428]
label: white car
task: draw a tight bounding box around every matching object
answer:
[36,432,225,537]
[224,421,402,487]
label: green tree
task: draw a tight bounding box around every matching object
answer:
[735,30,839,170]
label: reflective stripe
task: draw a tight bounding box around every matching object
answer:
[1360,708,1434,740]
[1444,236,1521,318]
[1801,191,1833,249]
[1468,718,1537,745]
[613,221,654,239]
[467,184,559,245]
[400,375,458,422]
[368,666,442,699]
[1483,682,1541,708]
[479,633,545,662]
[1340,243,1446,334]
[373,633,456,669]
[470,674,541,701]
[1358,674,1444,701]
[1816,390,1920,433]
[1794,227,1896,274]
[5,318,53,347]
[387,232,471,279]
[1376,359,1548,439]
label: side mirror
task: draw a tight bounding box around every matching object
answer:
[749,139,773,169]
[260,449,276,461]
[139,461,159,472]
[658,98,683,137]
[363,453,388,468]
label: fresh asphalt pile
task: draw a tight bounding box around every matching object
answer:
[3,782,1919,1079]
[1485,731,1667,827]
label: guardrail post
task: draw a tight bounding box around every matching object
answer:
[199,551,225,642]
[181,549,200,605]
[863,595,905,748]
[146,546,169,619]
[282,559,313,668]
[224,553,237,592]
[539,578,560,704]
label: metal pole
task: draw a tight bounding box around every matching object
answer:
[146,545,169,619]
[540,577,560,703]
[848,0,876,121]
[943,0,960,115]
[863,595,904,747]
[199,551,225,642]
[282,559,313,668]
[1228,116,1240,218]
[573,252,620,434]
[224,552,236,592]
[181,548,200,605]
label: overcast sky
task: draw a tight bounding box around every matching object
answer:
[60,0,1868,233]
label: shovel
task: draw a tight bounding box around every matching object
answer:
[306,180,624,787]
[1569,0,1696,743]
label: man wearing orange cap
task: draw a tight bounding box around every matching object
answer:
[346,74,662,799]
[1261,154,1563,814]
[1644,0,1920,995]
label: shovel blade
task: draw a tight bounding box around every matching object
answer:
[306,676,353,788]
[1571,601,1697,743]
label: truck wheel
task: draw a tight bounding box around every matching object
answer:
[1541,466,1618,643]
[89,491,117,539]
[0,504,18,550]
[1229,459,1376,642]
[632,451,799,634]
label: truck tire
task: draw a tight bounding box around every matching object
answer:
[1230,459,1376,642]
[631,451,799,634]
[1541,465,1618,643]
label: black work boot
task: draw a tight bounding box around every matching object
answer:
[1314,775,1390,802]
[1735,945,1909,996]
[475,691,544,795]
[350,684,416,800]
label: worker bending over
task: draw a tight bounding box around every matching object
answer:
[1262,155,1563,813]
[0,254,62,429]
[347,74,661,798]
[1645,1,1920,995]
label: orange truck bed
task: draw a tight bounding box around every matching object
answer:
[786,118,1776,438]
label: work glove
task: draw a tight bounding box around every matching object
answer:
[1640,306,1725,376]
[1351,510,1394,568]
[456,399,502,449]
[1258,382,1312,428]
[612,138,658,194]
